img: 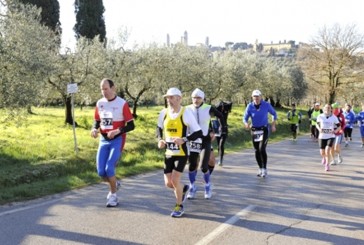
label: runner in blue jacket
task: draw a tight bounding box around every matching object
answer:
[243,90,277,177]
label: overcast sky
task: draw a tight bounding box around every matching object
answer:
[60,0,364,49]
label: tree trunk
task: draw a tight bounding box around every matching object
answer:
[65,96,77,126]
[132,99,138,119]
[27,105,34,114]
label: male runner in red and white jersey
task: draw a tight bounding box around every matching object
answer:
[91,78,135,207]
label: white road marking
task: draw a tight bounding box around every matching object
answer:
[195,205,256,245]
[0,199,61,217]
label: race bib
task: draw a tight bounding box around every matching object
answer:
[166,137,181,154]
[189,138,202,153]
[100,111,113,130]
[253,130,264,142]
[322,128,332,134]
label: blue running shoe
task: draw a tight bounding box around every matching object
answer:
[171,204,184,217]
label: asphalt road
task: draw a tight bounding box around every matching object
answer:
[1,131,364,245]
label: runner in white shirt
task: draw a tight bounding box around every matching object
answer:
[316,104,341,172]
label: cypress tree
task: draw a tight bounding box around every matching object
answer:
[17,0,61,34]
[73,0,106,42]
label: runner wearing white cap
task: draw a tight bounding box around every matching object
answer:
[243,90,277,177]
[186,88,227,199]
[156,87,203,217]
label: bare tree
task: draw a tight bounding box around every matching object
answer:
[297,24,364,104]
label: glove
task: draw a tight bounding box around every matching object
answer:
[299,119,301,124]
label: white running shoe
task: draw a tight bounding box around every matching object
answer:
[257,168,263,177]
[204,184,212,199]
[187,185,197,199]
[330,160,337,165]
[106,193,119,207]
[261,168,267,177]
[106,180,121,199]
[337,155,343,164]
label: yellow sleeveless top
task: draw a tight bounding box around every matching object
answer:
[164,107,188,156]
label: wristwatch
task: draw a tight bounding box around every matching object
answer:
[182,137,188,142]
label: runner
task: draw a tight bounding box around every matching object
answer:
[330,103,345,165]
[309,102,322,142]
[91,78,135,207]
[214,101,232,166]
[316,104,341,171]
[243,89,277,177]
[156,87,202,217]
[287,103,302,141]
[343,104,356,147]
[185,88,227,199]
[356,103,364,148]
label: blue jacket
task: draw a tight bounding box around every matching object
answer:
[243,100,278,127]
[343,110,356,128]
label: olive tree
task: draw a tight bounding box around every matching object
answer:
[0,2,58,122]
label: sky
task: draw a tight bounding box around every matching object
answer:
[60,0,364,50]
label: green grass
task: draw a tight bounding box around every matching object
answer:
[0,105,310,205]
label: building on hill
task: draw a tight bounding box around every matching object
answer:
[255,40,298,57]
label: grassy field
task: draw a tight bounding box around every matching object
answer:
[0,104,310,205]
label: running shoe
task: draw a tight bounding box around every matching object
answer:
[361,144,364,148]
[257,168,263,177]
[325,163,330,172]
[204,183,212,199]
[106,180,122,199]
[187,185,197,199]
[106,193,119,207]
[330,160,337,165]
[261,168,267,177]
[217,161,222,166]
[171,204,184,217]
[345,142,349,147]
[337,155,343,164]
[182,185,189,203]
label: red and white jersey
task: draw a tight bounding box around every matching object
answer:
[94,96,133,134]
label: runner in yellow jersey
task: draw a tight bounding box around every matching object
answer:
[156,88,202,218]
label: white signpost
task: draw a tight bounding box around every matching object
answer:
[67,83,79,154]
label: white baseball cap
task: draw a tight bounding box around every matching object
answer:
[191,88,205,99]
[252,90,262,97]
[163,87,182,97]
[315,102,320,106]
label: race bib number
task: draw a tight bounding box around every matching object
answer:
[166,137,180,154]
[100,111,113,130]
[189,138,202,153]
[253,130,264,142]
[322,128,332,134]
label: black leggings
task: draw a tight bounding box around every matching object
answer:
[311,125,319,139]
[216,134,227,164]
[251,127,269,169]
[344,127,353,139]
[188,140,211,173]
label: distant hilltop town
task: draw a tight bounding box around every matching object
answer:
[166,30,304,57]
